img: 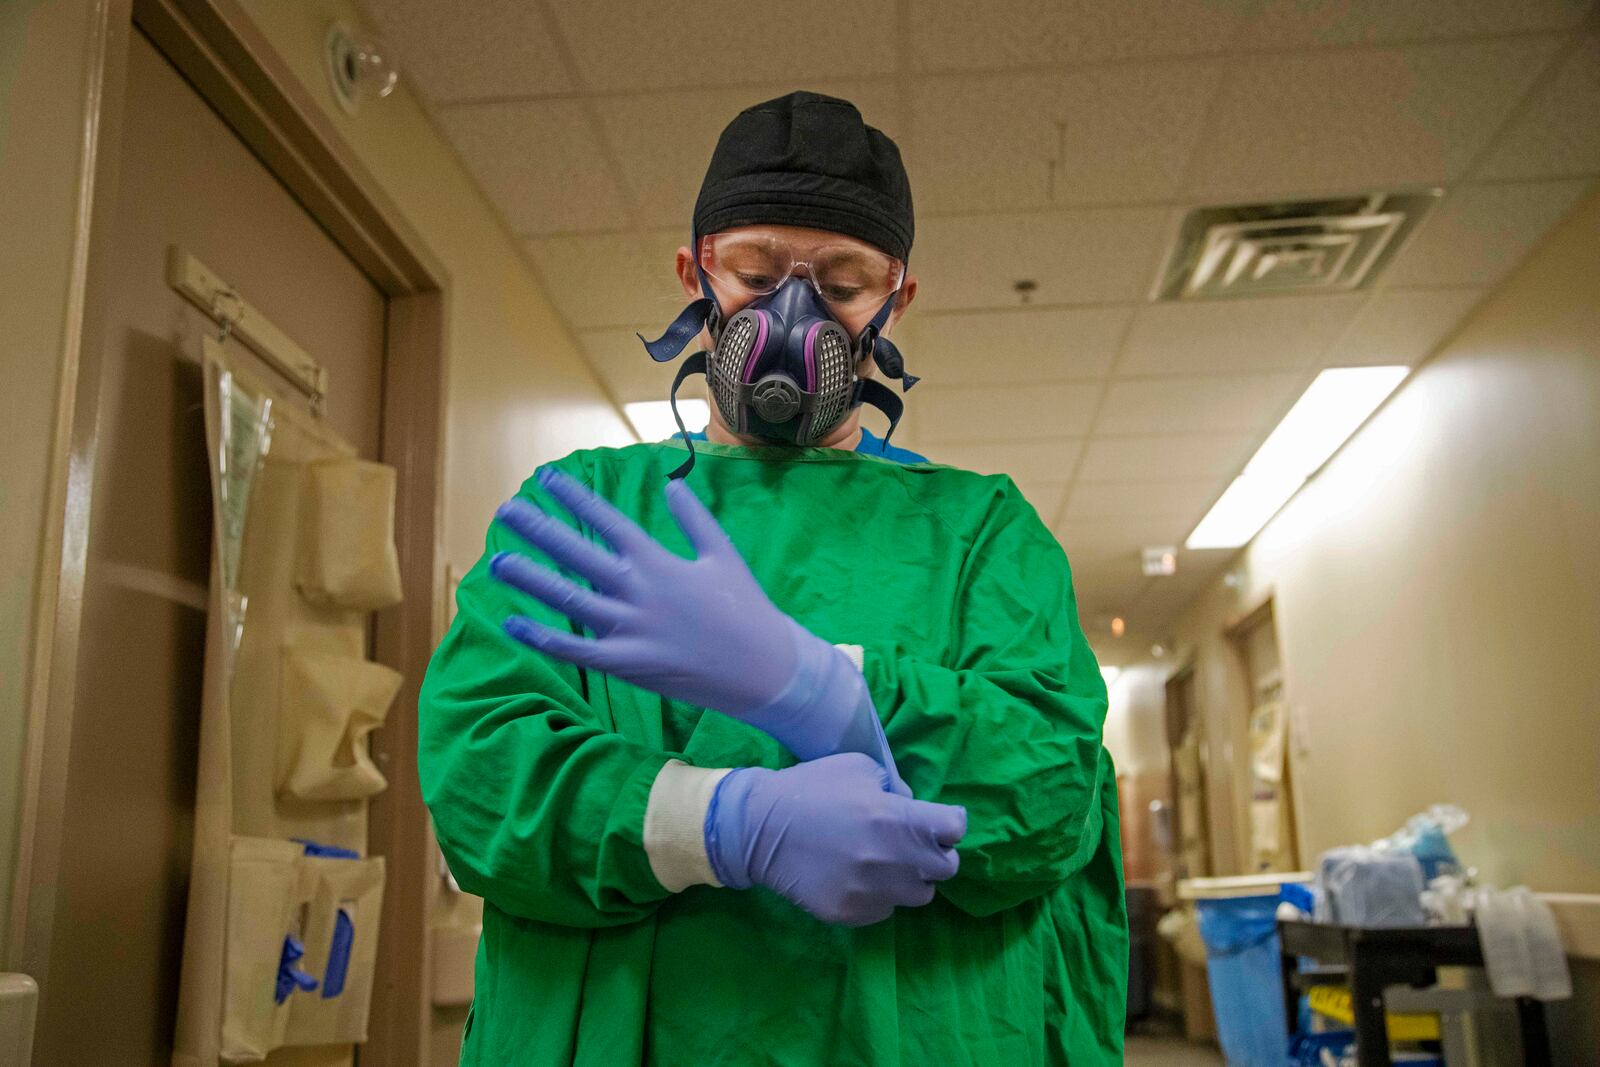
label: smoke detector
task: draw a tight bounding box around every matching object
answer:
[1154,191,1440,301]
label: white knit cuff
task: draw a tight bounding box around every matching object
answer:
[643,760,731,892]
[835,643,865,671]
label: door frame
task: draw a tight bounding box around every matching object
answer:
[8,2,448,1063]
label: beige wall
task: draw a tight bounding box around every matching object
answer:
[1164,185,1600,892]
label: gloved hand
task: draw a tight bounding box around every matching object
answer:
[707,753,966,926]
[490,469,908,795]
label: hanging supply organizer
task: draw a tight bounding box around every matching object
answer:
[172,256,403,1067]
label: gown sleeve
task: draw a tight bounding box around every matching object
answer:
[859,477,1112,918]
[417,459,679,928]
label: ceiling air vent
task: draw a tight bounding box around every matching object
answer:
[1154,191,1440,301]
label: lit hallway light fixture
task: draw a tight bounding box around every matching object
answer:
[1186,366,1409,549]
[624,399,709,442]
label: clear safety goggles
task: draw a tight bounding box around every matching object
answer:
[699,231,905,316]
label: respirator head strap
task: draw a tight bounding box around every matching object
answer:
[637,233,725,364]
[853,377,904,450]
[858,287,919,392]
[638,297,715,363]
[665,350,710,481]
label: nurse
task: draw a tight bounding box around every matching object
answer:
[419,91,1126,1066]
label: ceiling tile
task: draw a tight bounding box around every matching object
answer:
[1097,373,1303,434]
[1233,0,1595,49]
[910,306,1133,385]
[1326,287,1487,366]
[547,0,896,92]
[1382,178,1595,288]
[1069,564,1152,614]
[1127,560,1229,628]
[1056,517,1196,562]
[525,230,690,328]
[909,61,1223,214]
[1474,34,1600,181]
[1186,37,1561,199]
[359,0,571,102]
[595,83,901,230]
[1065,479,1224,521]
[908,0,1246,71]
[913,208,1171,311]
[930,439,1085,481]
[1078,432,1255,482]
[1117,293,1366,376]
[440,100,631,234]
[912,383,1102,443]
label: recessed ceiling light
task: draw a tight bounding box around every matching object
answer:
[624,399,708,442]
[1186,366,1408,550]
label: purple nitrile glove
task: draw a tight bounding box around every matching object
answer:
[490,469,909,795]
[706,753,966,927]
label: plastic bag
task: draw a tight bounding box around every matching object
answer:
[1370,804,1467,881]
[1156,905,1209,967]
[1316,846,1426,927]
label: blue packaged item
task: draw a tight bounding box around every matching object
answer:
[1409,822,1460,882]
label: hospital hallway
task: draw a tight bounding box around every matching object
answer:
[4,1,1600,1065]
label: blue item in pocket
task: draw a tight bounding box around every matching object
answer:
[295,838,361,859]
[276,935,319,1004]
[322,906,356,998]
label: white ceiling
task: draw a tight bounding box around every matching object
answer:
[360,0,1600,656]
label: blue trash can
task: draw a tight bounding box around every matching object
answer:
[1184,875,1307,1067]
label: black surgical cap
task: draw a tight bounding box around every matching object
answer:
[692,91,914,262]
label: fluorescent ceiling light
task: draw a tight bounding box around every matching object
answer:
[1186,366,1409,550]
[624,399,708,442]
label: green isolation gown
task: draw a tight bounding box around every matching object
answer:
[419,438,1126,1066]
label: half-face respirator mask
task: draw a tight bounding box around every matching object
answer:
[639,231,919,478]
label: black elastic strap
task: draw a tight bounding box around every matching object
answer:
[858,285,919,393]
[854,378,905,450]
[666,351,709,480]
[871,333,919,390]
[638,298,715,363]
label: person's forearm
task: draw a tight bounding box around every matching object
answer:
[858,645,1108,916]
[732,624,908,795]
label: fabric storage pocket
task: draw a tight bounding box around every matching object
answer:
[221,836,312,1064]
[283,854,386,1047]
[278,647,402,801]
[295,458,403,611]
